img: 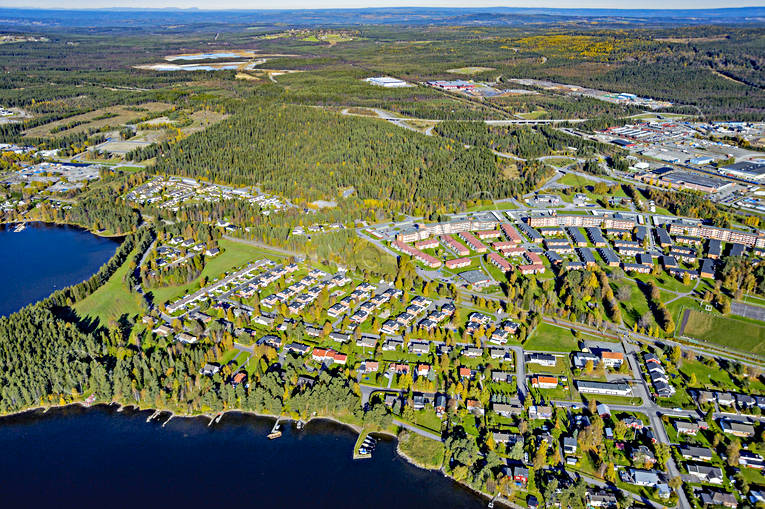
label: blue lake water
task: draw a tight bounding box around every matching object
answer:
[0,222,121,315]
[167,52,243,60]
[0,406,487,509]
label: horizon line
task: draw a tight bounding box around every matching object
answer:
[1,5,764,12]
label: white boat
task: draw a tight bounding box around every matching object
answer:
[13,223,26,232]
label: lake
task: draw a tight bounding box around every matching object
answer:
[0,222,121,316]
[0,406,487,509]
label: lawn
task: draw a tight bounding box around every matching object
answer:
[612,279,655,330]
[446,66,496,75]
[74,247,144,325]
[526,322,611,352]
[219,348,240,365]
[558,172,596,186]
[148,238,286,305]
[414,409,443,433]
[397,431,445,470]
[631,272,693,295]
[682,308,765,355]
[526,357,569,375]
[678,358,736,391]
[740,294,765,307]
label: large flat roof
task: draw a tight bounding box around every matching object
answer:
[723,161,765,176]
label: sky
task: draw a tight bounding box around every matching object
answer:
[0,0,762,10]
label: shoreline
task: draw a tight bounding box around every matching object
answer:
[0,219,129,239]
[0,401,512,508]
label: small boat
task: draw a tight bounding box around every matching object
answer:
[13,223,26,232]
[296,420,305,430]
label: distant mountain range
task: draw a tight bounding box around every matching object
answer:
[0,6,763,29]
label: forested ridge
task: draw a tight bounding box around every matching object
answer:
[146,103,521,211]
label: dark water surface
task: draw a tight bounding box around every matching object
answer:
[0,406,486,509]
[0,222,121,315]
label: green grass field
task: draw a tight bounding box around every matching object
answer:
[74,248,144,324]
[525,322,611,352]
[397,431,444,470]
[149,238,286,305]
[678,358,736,390]
[557,172,595,186]
[612,279,656,330]
[682,308,765,355]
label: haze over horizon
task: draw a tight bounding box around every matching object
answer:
[0,1,763,10]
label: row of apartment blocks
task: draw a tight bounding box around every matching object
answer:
[667,222,765,249]
[396,218,501,243]
[524,213,637,231]
[391,240,441,268]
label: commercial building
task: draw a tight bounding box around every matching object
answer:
[365,76,411,88]
[458,269,495,289]
[720,161,765,181]
[636,167,734,193]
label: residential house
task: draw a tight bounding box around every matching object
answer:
[675,421,700,436]
[493,402,523,417]
[717,392,736,407]
[531,375,558,390]
[739,450,765,469]
[699,490,737,508]
[600,351,624,368]
[491,371,513,384]
[527,353,556,367]
[631,445,656,467]
[586,491,618,508]
[200,363,220,376]
[409,341,430,355]
[466,399,484,416]
[356,335,377,348]
[563,436,578,455]
[359,360,379,373]
[687,464,724,484]
[620,468,661,486]
[528,406,553,420]
[678,445,714,462]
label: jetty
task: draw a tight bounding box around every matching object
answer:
[267,417,282,439]
[353,430,376,460]
[146,409,161,422]
[208,412,223,427]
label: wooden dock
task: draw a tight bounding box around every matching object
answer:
[267,417,282,439]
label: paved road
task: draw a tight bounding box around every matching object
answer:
[359,384,404,406]
[578,472,665,509]
[392,418,442,442]
[223,235,303,259]
[543,315,764,370]
[507,345,527,397]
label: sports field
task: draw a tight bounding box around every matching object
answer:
[682,308,765,356]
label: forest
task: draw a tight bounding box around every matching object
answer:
[140,102,522,213]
